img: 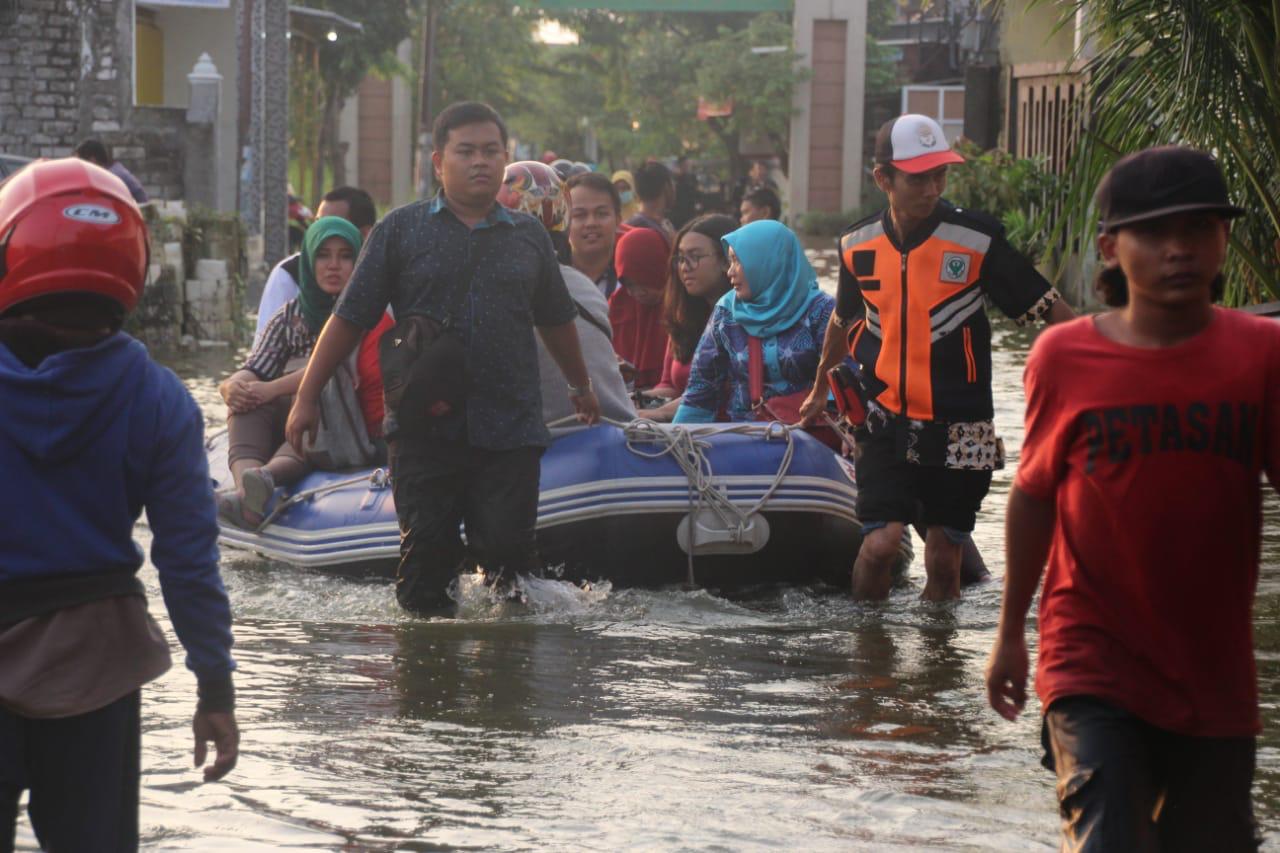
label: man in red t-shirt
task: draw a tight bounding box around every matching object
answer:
[986,146,1280,851]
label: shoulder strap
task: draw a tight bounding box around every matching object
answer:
[574,300,613,342]
[748,335,764,406]
[432,245,484,330]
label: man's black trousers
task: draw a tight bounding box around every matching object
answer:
[389,437,544,614]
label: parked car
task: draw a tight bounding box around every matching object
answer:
[0,153,32,182]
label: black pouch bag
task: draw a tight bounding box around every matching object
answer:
[379,314,469,431]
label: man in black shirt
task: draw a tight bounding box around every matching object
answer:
[287,102,599,613]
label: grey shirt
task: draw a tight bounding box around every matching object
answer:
[334,194,577,450]
[539,265,635,427]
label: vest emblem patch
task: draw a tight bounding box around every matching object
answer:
[940,252,970,283]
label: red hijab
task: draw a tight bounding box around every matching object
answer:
[609,227,670,389]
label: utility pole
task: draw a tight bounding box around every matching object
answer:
[414,0,440,199]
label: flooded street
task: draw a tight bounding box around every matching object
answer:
[15,247,1280,850]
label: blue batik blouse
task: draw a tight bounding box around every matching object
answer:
[674,291,834,422]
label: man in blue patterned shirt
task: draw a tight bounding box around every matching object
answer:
[287,102,599,614]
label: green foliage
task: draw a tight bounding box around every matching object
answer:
[864,0,904,101]
[432,1,542,116]
[796,208,865,238]
[313,0,413,95]
[517,11,806,181]
[944,140,1060,263]
[1039,0,1280,306]
[291,1,412,203]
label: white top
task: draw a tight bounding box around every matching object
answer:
[254,255,300,346]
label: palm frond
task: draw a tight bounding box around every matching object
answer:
[1037,0,1280,305]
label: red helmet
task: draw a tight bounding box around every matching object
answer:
[0,157,148,316]
[498,160,568,232]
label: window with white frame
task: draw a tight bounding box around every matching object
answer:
[901,85,965,143]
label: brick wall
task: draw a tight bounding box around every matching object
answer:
[0,0,94,157]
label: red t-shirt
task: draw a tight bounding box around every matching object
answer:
[356,313,395,439]
[656,339,692,395]
[1016,309,1280,737]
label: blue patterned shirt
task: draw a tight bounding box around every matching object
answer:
[676,292,835,422]
[333,194,577,449]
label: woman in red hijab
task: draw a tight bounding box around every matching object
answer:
[609,226,670,390]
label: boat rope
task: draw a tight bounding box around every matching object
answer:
[546,417,798,585]
[252,467,390,532]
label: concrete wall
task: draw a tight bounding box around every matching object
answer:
[146,3,239,211]
[0,0,133,158]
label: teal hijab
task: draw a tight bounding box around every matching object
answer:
[296,216,363,333]
[718,219,820,338]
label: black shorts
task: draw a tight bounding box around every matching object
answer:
[1042,696,1258,852]
[853,426,992,533]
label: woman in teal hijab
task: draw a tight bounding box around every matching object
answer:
[673,220,835,423]
[218,216,363,527]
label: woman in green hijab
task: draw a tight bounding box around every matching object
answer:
[218,216,363,527]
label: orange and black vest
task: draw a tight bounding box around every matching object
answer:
[837,202,1053,423]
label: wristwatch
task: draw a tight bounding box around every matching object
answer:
[567,379,594,397]
[831,312,850,328]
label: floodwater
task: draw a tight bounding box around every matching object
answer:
[13,247,1280,851]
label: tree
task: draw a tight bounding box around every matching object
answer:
[532,10,806,185]
[1046,0,1280,306]
[289,0,412,205]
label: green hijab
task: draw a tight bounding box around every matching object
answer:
[296,216,363,333]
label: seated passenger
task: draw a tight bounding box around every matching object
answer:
[543,264,635,425]
[673,219,834,424]
[218,217,381,528]
[254,186,377,346]
[498,160,634,424]
[609,227,670,390]
[638,213,736,422]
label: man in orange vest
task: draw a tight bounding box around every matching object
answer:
[803,114,1075,601]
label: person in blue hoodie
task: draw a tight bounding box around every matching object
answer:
[0,159,238,850]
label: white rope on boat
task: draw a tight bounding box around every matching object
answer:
[252,467,390,532]
[546,416,798,584]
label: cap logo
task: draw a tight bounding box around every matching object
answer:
[940,251,970,283]
[918,127,937,149]
[62,204,120,226]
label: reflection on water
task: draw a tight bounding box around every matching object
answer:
[13,246,1279,850]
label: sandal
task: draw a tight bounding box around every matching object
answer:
[216,492,260,530]
[240,468,276,523]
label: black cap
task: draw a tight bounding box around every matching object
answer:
[1095,146,1245,232]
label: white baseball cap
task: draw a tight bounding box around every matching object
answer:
[874,114,965,174]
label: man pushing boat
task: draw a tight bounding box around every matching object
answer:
[802,114,1076,601]
[286,101,599,615]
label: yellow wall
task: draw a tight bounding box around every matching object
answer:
[1000,1,1075,66]
[135,17,164,105]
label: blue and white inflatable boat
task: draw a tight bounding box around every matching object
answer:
[208,421,875,590]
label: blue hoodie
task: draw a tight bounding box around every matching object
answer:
[0,332,234,680]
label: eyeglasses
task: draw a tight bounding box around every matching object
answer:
[676,251,711,271]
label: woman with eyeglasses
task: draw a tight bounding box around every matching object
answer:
[609,226,672,390]
[673,219,834,424]
[637,214,737,421]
